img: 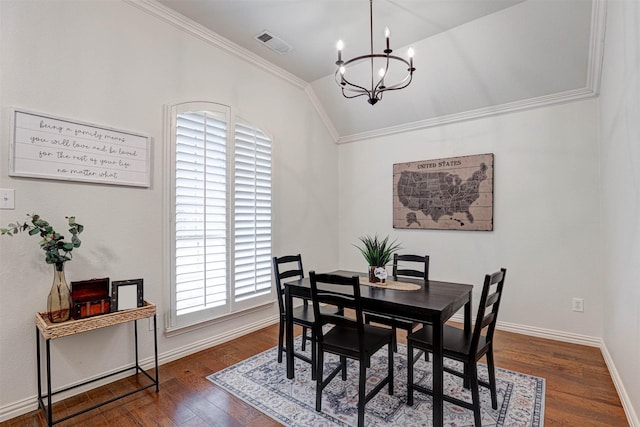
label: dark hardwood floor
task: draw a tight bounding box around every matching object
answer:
[2,323,628,426]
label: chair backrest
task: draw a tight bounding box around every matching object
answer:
[309,271,364,347]
[272,254,304,316]
[392,253,430,281]
[470,268,507,354]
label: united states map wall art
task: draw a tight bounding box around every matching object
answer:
[393,153,494,231]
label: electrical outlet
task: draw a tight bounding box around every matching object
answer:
[572,297,584,312]
[0,189,15,210]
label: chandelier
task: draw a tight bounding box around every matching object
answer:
[335,0,415,105]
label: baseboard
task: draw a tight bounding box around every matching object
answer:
[0,396,35,424]
[0,315,280,423]
[449,313,602,346]
[600,343,640,427]
[156,315,280,366]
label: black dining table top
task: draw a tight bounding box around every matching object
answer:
[285,270,473,323]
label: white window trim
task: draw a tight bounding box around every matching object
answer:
[164,102,273,332]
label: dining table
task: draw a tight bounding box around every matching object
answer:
[283,269,473,427]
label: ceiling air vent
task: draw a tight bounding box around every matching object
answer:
[255,30,293,55]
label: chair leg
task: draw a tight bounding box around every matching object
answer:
[310,333,316,381]
[407,341,415,406]
[469,362,482,427]
[315,350,324,412]
[388,340,394,395]
[463,361,470,389]
[486,350,498,409]
[277,319,284,363]
[301,326,307,351]
[391,326,398,352]
[358,358,367,427]
[419,324,429,361]
[341,356,347,381]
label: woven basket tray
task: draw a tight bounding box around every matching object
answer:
[35,301,156,340]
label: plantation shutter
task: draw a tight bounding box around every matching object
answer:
[233,121,272,301]
[175,110,228,316]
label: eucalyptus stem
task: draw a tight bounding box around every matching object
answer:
[1,214,84,265]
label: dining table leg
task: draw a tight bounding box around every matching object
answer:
[464,297,472,334]
[463,296,472,388]
[285,286,295,379]
[432,315,444,427]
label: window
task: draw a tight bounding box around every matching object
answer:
[168,102,272,329]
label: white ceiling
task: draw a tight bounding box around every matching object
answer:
[152,0,602,142]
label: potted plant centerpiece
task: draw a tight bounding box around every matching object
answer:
[354,234,401,283]
[2,214,84,322]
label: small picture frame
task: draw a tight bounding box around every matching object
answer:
[111,279,144,311]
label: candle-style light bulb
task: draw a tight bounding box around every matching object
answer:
[339,65,346,75]
[378,68,386,88]
[336,40,344,63]
[384,27,390,51]
[407,47,414,68]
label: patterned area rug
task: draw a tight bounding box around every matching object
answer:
[207,337,545,426]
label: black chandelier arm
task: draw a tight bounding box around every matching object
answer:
[341,88,374,100]
[339,53,410,68]
[335,70,413,93]
[377,71,414,92]
[335,69,374,96]
[335,54,414,95]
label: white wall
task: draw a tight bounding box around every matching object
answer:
[337,99,603,337]
[599,0,640,424]
[0,0,338,418]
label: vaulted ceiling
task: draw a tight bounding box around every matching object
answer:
[146,0,604,142]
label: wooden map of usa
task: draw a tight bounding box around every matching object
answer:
[393,153,494,231]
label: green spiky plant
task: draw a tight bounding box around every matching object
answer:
[1,214,83,269]
[354,234,401,267]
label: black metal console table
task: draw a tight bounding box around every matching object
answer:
[35,301,159,426]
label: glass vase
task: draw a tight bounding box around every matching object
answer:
[48,262,72,323]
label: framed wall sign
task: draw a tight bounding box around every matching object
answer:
[9,108,151,187]
[111,279,144,311]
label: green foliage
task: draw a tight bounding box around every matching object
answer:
[354,234,401,267]
[1,214,84,266]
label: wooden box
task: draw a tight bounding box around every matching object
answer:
[71,278,111,319]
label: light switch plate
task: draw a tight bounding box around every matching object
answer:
[0,189,15,210]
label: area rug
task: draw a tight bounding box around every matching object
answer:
[207,337,545,426]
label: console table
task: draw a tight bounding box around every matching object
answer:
[35,301,159,426]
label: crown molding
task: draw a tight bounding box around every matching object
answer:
[123,0,308,90]
[336,87,597,144]
[332,0,608,144]
[304,86,340,142]
[587,0,607,95]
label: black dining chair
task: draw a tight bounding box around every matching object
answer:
[273,255,339,378]
[365,253,430,353]
[406,268,507,427]
[309,271,394,427]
